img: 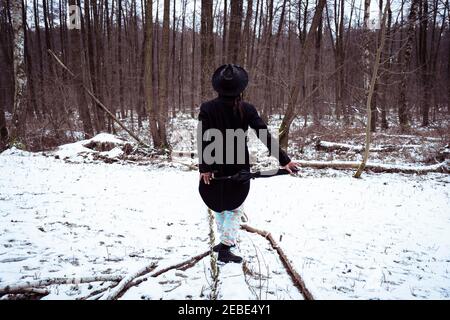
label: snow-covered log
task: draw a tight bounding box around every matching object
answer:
[0,275,122,296]
[241,224,314,300]
[100,262,158,300]
[295,159,449,174]
[315,140,401,153]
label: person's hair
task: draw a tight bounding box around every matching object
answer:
[233,93,244,124]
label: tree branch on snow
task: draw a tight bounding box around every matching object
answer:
[78,282,120,300]
[150,251,210,278]
[295,159,449,174]
[315,140,414,153]
[107,251,210,299]
[100,262,158,300]
[0,275,123,296]
[241,224,314,300]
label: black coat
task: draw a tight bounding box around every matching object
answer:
[197,95,291,175]
[197,95,291,212]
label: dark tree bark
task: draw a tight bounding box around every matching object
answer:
[117,0,125,119]
[68,0,93,138]
[222,0,228,63]
[191,0,197,117]
[200,0,215,101]
[418,0,430,127]
[312,8,323,126]
[398,0,419,131]
[144,0,162,148]
[228,0,243,63]
[158,0,170,148]
[178,0,187,112]
[241,0,253,67]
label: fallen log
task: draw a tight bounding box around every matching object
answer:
[315,140,401,153]
[295,159,448,174]
[0,275,123,296]
[1,287,50,299]
[241,224,314,301]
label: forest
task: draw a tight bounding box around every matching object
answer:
[0,0,449,302]
[0,0,448,152]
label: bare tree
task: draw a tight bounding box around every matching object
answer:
[354,1,389,178]
[279,0,327,150]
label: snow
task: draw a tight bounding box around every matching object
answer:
[53,133,127,160]
[1,148,449,300]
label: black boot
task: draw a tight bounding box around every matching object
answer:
[212,242,235,252]
[217,244,243,263]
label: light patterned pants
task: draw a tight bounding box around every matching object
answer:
[214,206,243,246]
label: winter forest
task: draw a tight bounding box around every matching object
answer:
[0,0,449,301]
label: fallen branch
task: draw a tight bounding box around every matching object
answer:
[295,159,448,174]
[2,287,50,299]
[0,275,123,296]
[151,251,210,277]
[120,251,210,296]
[100,262,158,300]
[78,282,119,300]
[315,140,405,153]
[241,224,314,301]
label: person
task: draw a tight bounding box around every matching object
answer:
[198,64,298,263]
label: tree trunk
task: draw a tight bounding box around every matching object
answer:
[144,0,161,148]
[191,0,197,117]
[362,0,372,127]
[68,0,93,138]
[241,0,253,67]
[33,0,44,120]
[312,9,322,126]
[158,0,170,148]
[398,0,418,132]
[228,0,243,63]
[419,0,430,127]
[200,0,215,101]
[10,0,27,144]
[354,1,389,178]
[178,0,187,113]
[222,0,228,63]
[117,0,125,119]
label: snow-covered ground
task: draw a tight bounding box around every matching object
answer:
[0,145,449,300]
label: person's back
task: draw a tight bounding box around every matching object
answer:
[197,64,298,264]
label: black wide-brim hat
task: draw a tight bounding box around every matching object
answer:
[212,64,249,97]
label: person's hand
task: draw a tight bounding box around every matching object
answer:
[282,161,299,174]
[200,172,212,185]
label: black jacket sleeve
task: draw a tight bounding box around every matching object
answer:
[197,104,213,173]
[246,104,291,166]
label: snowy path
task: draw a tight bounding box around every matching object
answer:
[0,149,449,299]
